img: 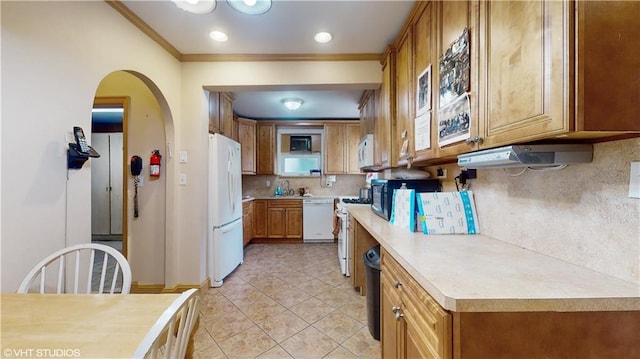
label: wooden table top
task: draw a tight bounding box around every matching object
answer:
[1,293,180,358]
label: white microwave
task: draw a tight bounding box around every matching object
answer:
[358,134,374,168]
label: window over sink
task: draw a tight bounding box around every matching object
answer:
[277,128,323,176]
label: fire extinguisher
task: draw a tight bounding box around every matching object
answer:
[150,150,161,178]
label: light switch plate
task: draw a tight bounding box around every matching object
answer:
[179,151,188,163]
[629,162,640,198]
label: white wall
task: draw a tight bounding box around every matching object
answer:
[0,1,182,292]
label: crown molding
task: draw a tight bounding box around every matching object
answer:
[105,1,382,63]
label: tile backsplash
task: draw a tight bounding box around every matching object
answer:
[243,174,367,198]
[429,137,640,284]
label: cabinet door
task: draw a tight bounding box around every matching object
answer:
[381,274,404,359]
[435,0,480,158]
[220,93,234,138]
[285,207,303,239]
[256,123,275,175]
[208,92,221,134]
[359,90,376,139]
[412,1,438,163]
[238,118,256,174]
[242,201,253,247]
[346,123,361,174]
[267,207,286,238]
[324,124,346,174]
[396,29,414,167]
[479,0,569,148]
[253,200,268,238]
[376,51,394,169]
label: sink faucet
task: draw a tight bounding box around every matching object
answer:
[282,179,290,196]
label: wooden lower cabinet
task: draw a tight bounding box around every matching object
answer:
[242,200,253,247]
[252,200,268,238]
[380,247,640,359]
[253,199,302,242]
[351,219,378,295]
[381,248,452,359]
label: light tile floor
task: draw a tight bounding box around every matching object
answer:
[193,243,381,359]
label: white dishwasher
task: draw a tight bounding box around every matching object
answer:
[302,198,335,243]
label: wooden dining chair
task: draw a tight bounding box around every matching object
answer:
[17,243,132,294]
[133,289,201,359]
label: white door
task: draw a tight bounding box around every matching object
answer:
[209,134,242,227]
[91,134,110,235]
[91,133,123,235]
[109,133,123,234]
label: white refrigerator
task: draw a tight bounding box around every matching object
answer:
[208,133,243,287]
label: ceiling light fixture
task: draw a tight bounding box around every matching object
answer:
[209,31,229,42]
[314,32,333,43]
[281,98,304,111]
[172,0,216,14]
[227,0,272,15]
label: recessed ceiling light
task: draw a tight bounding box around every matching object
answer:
[281,98,304,111]
[209,31,229,42]
[314,32,332,43]
[172,0,216,14]
[227,0,271,15]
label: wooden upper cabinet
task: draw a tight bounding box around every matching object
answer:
[359,90,377,139]
[208,92,221,134]
[478,0,567,148]
[412,1,437,163]
[324,122,361,175]
[395,29,414,167]
[324,123,346,174]
[376,49,395,169]
[474,1,640,151]
[346,123,361,174]
[256,123,275,175]
[434,0,480,159]
[237,117,256,175]
[208,91,235,137]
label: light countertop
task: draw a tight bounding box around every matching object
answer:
[347,206,640,313]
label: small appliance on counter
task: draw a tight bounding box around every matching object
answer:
[371,179,442,221]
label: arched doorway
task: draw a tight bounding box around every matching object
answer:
[92,70,175,292]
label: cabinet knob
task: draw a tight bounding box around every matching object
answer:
[392,306,401,314]
[465,136,484,145]
[395,312,404,321]
[393,280,403,288]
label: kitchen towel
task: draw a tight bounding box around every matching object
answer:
[390,188,415,231]
[417,191,479,234]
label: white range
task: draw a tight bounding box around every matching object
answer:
[336,196,371,277]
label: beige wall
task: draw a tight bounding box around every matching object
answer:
[0,1,182,292]
[243,174,367,198]
[95,71,166,286]
[0,1,384,291]
[426,138,640,284]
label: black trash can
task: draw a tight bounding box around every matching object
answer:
[363,245,381,341]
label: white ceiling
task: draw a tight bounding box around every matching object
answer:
[120,0,416,119]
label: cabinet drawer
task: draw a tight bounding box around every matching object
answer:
[268,199,302,208]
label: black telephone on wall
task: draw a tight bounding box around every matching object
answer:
[67,126,100,169]
[73,126,90,154]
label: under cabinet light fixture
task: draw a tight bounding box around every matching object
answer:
[281,98,304,111]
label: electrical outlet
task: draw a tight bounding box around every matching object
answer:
[179,174,187,186]
[436,168,447,179]
[266,180,271,187]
